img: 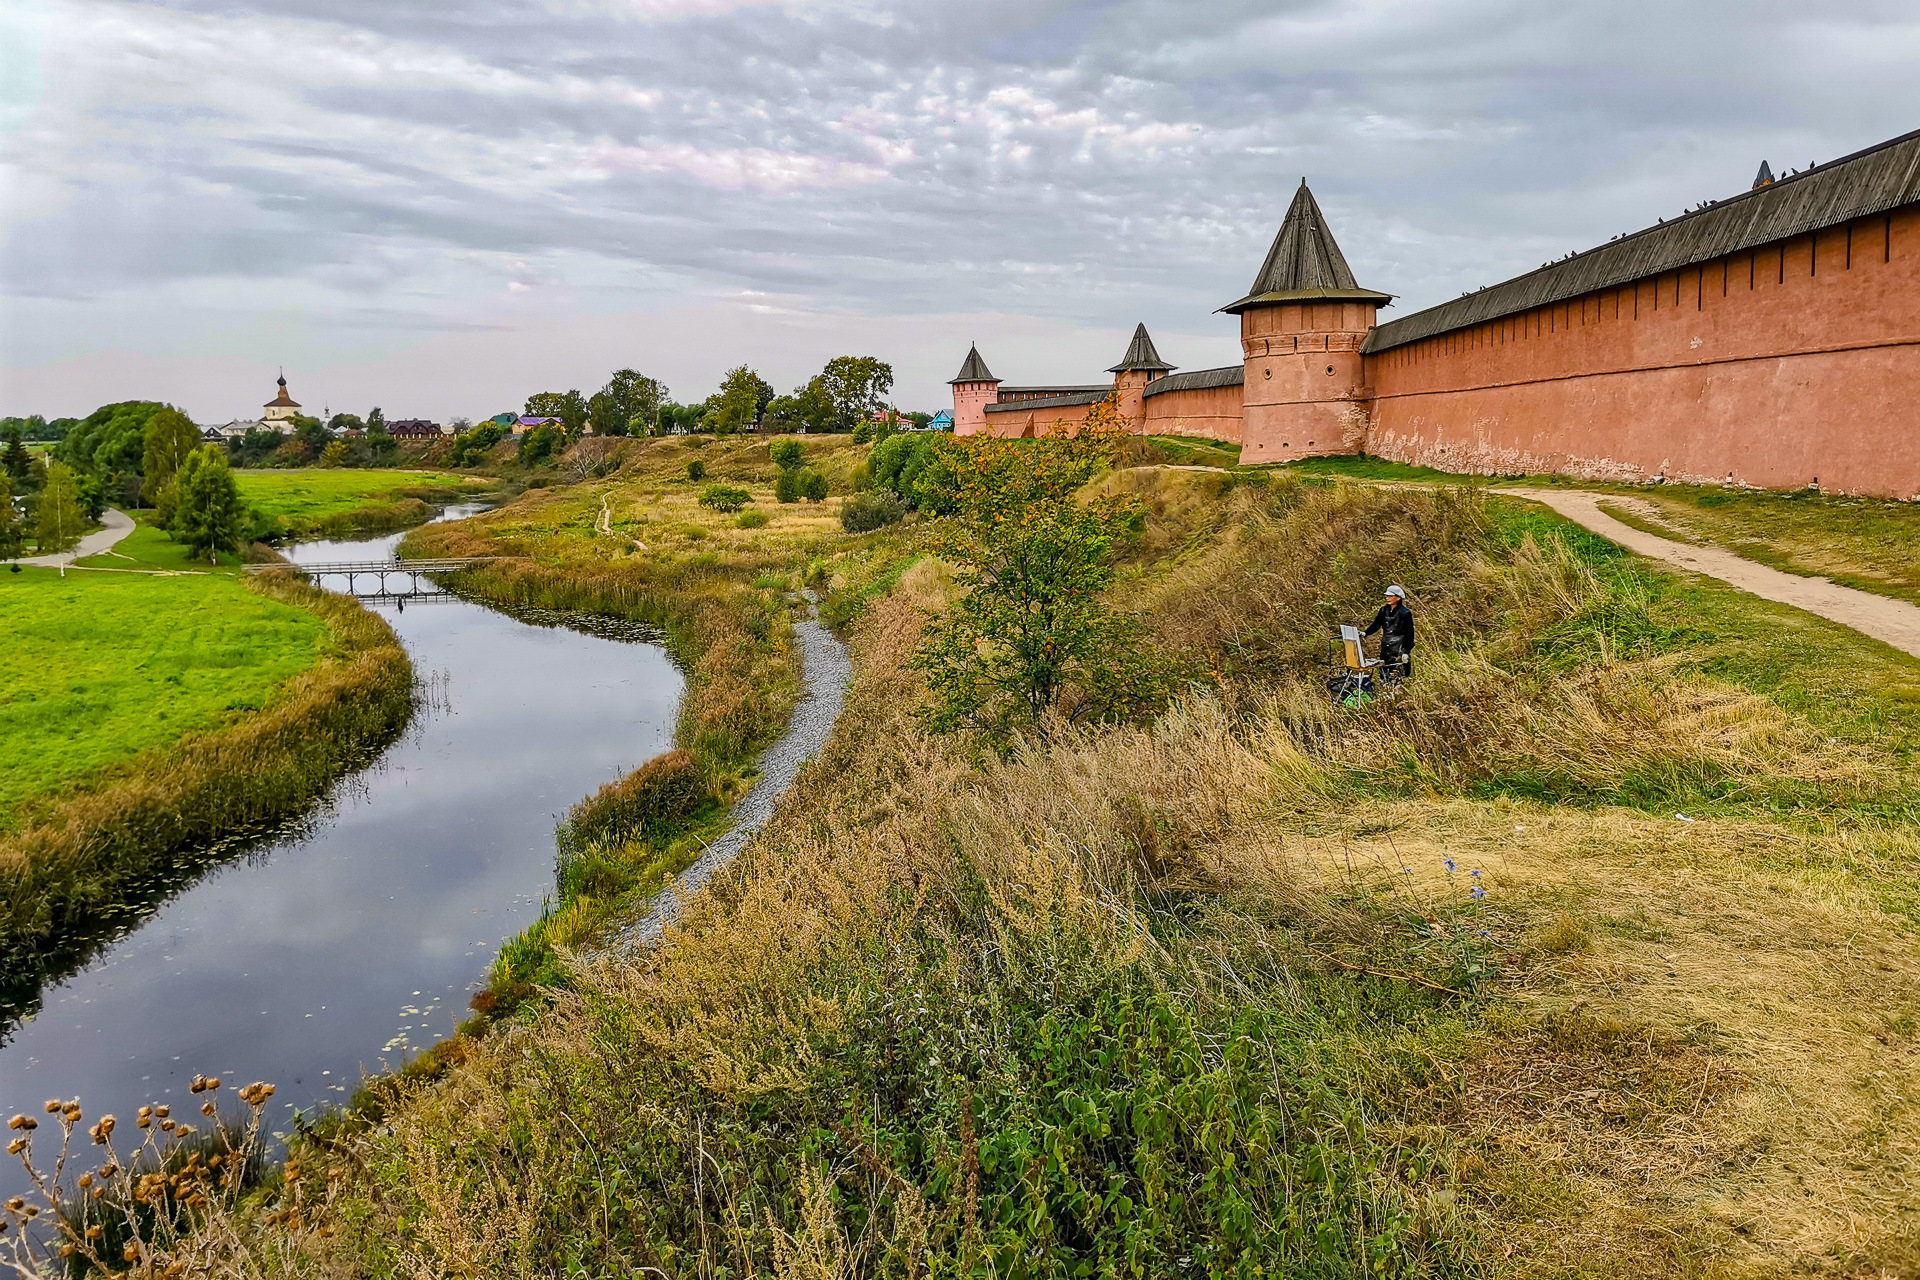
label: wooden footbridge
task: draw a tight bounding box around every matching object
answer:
[247,556,495,602]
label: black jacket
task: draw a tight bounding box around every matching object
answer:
[1364,602,1415,653]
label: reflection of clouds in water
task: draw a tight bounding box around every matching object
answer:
[0,519,683,1182]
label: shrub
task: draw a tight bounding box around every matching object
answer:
[565,748,703,847]
[736,510,769,529]
[698,484,750,514]
[773,468,801,503]
[798,467,828,501]
[686,460,706,482]
[840,490,905,532]
[768,439,804,471]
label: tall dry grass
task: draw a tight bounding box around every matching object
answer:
[0,570,412,1015]
[210,589,1479,1277]
[1131,477,1879,807]
[118,472,1920,1276]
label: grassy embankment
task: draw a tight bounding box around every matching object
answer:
[92,447,1915,1278]
[0,514,414,1019]
[388,433,903,1033]
[1226,447,1920,610]
[234,467,491,541]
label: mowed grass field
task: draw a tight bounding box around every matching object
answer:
[0,562,329,828]
[234,468,483,523]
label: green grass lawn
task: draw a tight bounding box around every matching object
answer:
[0,563,330,828]
[77,518,246,572]
[235,469,483,523]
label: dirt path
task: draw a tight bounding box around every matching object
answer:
[4,507,136,567]
[608,591,852,952]
[1494,488,1920,660]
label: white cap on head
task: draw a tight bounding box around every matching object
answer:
[1385,585,1406,599]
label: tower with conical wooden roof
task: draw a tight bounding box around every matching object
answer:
[1107,323,1176,425]
[1223,182,1390,463]
[948,344,1001,435]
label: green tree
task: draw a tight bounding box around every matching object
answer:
[773,467,801,503]
[798,468,828,501]
[769,439,804,471]
[702,366,773,436]
[35,461,87,553]
[140,407,201,506]
[0,476,23,559]
[591,369,667,437]
[58,402,178,489]
[368,428,398,462]
[818,356,894,432]
[173,447,245,562]
[526,390,589,439]
[518,423,560,465]
[328,412,365,432]
[789,376,838,433]
[451,422,507,466]
[366,407,386,433]
[912,420,1179,744]
[869,432,937,507]
[698,484,750,514]
[320,439,348,467]
[2,423,30,486]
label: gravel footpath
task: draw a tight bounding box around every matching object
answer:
[608,593,851,952]
[1496,488,1920,660]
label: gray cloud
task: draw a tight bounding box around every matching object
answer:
[3,0,1917,420]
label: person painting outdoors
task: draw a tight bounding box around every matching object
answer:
[1364,584,1415,681]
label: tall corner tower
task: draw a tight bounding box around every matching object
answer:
[1221,182,1390,464]
[949,344,1001,437]
[1107,323,1176,429]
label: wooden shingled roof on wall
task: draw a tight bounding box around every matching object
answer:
[1365,125,1920,354]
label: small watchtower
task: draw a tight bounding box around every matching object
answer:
[1221,182,1390,463]
[949,344,1001,437]
[1107,323,1176,427]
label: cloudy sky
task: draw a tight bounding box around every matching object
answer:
[2,0,1915,423]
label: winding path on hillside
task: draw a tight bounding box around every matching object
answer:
[611,592,853,952]
[1493,488,1920,661]
[3,507,136,567]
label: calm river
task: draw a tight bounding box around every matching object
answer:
[0,509,680,1164]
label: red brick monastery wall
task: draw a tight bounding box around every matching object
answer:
[1365,206,1920,497]
[1142,382,1244,441]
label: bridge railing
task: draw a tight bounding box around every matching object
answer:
[244,556,496,575]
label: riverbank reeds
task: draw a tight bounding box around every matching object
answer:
[0,570,412,1020]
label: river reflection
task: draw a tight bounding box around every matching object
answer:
[0,510,680,1165]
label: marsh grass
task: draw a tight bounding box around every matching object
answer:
[0,570,412,1022]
